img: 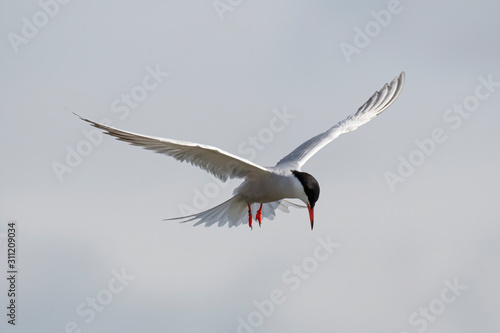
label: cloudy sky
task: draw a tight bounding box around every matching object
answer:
[1,1,499,332]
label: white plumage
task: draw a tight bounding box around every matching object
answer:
[76,72,405,229]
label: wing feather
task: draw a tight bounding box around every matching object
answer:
[76,115,270,181]
[276,72,405,169]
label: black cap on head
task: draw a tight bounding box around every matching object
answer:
[291,170,320,208]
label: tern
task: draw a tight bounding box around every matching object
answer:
[76,72,405,230]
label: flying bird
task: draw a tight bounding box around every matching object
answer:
[76,72,405,230]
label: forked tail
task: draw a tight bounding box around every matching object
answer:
[165,195,304,228]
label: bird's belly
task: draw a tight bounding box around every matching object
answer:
[234,174,301,204]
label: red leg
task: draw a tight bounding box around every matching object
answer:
[256,204,263,227]
[247,204,253,230]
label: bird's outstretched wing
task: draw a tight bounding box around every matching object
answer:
[275,72,405,170]
[76,115,271,182]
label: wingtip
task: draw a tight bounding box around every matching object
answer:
[399,71,406,82]
[392,71,405,83]
[70,110,97,127]
[397,71,406,93]
[388,71,405,102]
[65,107,81,118]
[67,108,88,122]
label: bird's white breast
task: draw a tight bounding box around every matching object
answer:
[233,170,306,204]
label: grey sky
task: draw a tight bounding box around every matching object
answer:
[1,1,499,332]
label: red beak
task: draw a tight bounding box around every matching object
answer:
[307,204,314,230]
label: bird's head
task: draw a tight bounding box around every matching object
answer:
[291,170,320,230]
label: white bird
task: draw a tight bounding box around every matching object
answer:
[76,72,405,230]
